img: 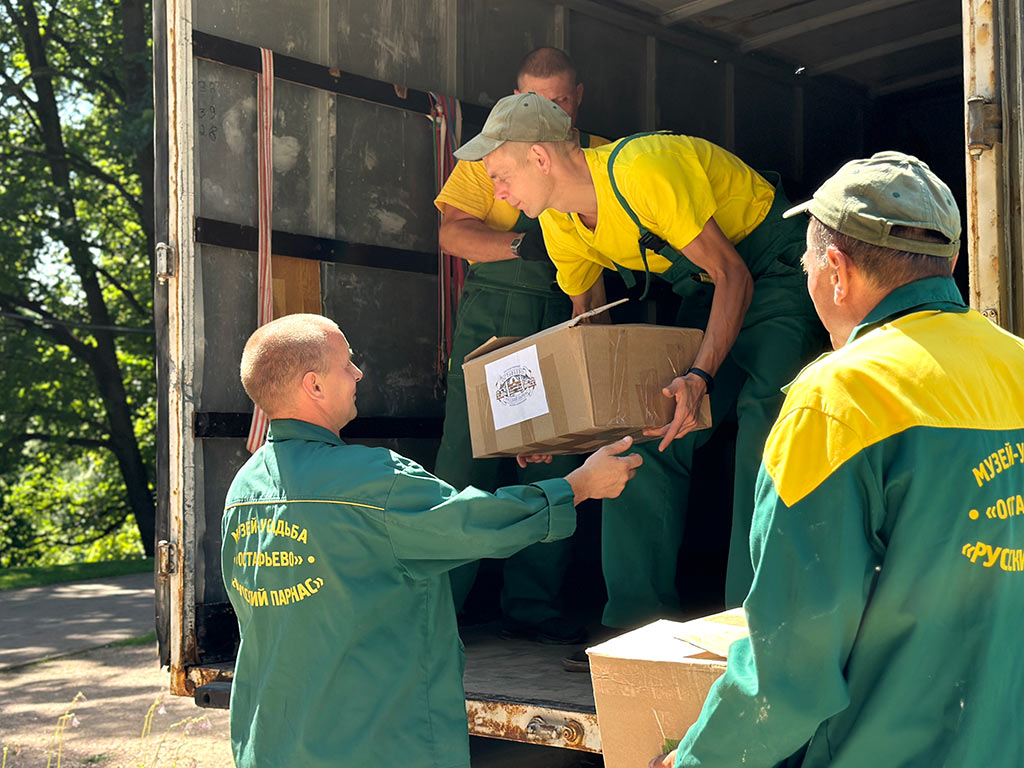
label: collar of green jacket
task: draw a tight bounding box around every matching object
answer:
[781,276,965,395]
[847,275,967,346]
[266,418,343,445]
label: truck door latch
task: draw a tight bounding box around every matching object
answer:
[155,242,175,284]
[157,539,177,576]
[967,97,1003,156]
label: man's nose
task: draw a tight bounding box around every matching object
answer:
[493,182,510,201]
[353,364,363,381]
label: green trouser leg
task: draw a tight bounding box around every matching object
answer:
[600,352,745,628]
[602,180,826,625]
[601,304,822,626]
[722,301,825,606]
[434,260,582,626]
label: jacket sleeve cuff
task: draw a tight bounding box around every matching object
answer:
[532,478,577,542]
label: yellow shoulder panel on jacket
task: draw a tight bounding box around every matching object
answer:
[764,309,1024,506]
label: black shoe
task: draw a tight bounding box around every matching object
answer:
[561,625,622,672]
[499,617,587,645]
[562,649,590,673]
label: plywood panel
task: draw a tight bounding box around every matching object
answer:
[272,254,323,317]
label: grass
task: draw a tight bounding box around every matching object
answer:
[0,558,153,591]
[110,631,157,649]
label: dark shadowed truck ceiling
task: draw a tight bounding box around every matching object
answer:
[595,0,962,96]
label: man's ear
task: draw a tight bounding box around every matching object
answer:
[300,370,325,401]
[531,143,553,174]
[575,82,584,108]
[827,244,852,305]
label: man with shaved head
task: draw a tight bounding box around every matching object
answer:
[221,313,642,768]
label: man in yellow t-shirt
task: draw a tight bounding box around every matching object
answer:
[433,48,608,644]
[456,94,826,646]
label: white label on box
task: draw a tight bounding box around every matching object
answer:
[484,345,549,431]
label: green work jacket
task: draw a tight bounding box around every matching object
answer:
[221,419,576,768]
[676,277,1024,767]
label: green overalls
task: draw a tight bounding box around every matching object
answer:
[435,133,600,629]
[435,242,581,627]
[601,135,826,624]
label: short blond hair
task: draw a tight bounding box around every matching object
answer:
[240,314,339,414]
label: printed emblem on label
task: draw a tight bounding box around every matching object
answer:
[495,365,537,406]
[484,345,550,431]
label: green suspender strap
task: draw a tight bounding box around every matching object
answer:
[606,133,664,301]
[606,132,713,301]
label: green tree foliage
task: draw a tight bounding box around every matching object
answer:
[0,0,155,565]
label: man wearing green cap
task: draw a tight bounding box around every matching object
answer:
[456,93,826,636]
[651,151,1024,767]
[434,48,608,643]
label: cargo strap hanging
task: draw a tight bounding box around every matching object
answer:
[428,92,463,379]
[246,47,276,453]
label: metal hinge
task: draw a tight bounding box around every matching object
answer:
[157,539,177,576]
[967,97,1003,156]
[155,242,175,284]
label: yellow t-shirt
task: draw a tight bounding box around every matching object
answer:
[433,133,611,234]
[540,134,775,296]
[433,159,521,232]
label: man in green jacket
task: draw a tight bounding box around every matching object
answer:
[653,153,1024,767]
[221,313,641,768]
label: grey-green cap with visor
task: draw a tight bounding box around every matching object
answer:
[783,151,961,258]
[454,92,572,162]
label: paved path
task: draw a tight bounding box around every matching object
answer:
[0,572,155,670]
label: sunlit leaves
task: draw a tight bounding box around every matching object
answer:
[0,0,154,562]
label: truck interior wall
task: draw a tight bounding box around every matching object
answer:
[868,83,971,298]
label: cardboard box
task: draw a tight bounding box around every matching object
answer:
[588,610,748,768]
[462,301,711,458]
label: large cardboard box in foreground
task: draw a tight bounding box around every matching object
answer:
[588,610,748,768]
[462,302,711,458]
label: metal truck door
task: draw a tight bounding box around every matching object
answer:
[963,0,1024,333]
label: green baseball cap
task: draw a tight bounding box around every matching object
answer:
[783,151,961,258]
[454,92,572,161]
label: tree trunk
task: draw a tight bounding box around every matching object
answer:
[14,0,156,555]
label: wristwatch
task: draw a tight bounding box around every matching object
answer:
[509,233,525,257]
